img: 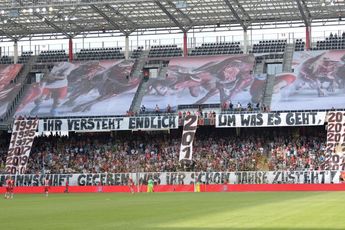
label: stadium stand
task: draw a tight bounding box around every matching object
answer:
[0,126,326,174]
[250,40,287,53]
[148,45,183,58]
[18,51,33,64]
[36,50,68,63]
[75,47,125,61]
[189,42,243,56]
[313,32,345,50]
[32,63,54,71]
[0,55,13,64]
[1,2,345,228]
[254,53,284,64]
[294,39,305,51]
[130,46,144,59]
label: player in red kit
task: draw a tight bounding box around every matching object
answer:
[64,180,69,193]
[5,177,14,199]
[4,177,10,199]
[44,178,50,197]
[10,178,15,199]
[128,177,135,194]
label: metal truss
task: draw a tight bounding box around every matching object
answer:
[0,0,344,41]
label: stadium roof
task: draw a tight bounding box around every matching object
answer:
[0,0,344,41]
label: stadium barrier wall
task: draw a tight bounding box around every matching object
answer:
[1,184,345,194]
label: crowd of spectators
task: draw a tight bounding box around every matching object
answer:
[136,102,270,116]
[221,101,270,113]
[136,104,217,121]
[0,131,9,171]
[138,104,175,115]
[0,126,328,174]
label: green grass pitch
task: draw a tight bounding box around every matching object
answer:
[0,192,344,230]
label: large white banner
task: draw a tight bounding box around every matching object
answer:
[271,50,345,111]
[326,111,345,170]
[0,64,23,117]
[140,55,255,112]
[38,115,179,132]
[216,112,326,128]
[5,118,38,174]
[15,60,137,117]
[0,171,342,186]
[179,115,198,161]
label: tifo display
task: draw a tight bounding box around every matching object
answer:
[1,3,345,229]
[326,111,345,170]
[15,60,136,117]
[5,118,38,174]
[0,111,344,194]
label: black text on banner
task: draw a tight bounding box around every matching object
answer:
[6,118,38,174]
[0,171,342,186]
[38,115,179,133]
[216,112,326,128]
[326,111,345,170]
[179,115,198,161]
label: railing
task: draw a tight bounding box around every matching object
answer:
[11,107,342,121]
[129,76,146,112]
[178,104,221,111]
[1,28,344,57]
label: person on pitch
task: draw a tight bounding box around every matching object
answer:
[64,180,69,193]
[4,176,11,199]
[147,177,154,193]
[5,177,14,199]
[128,177,135,194]
[195,179,201,193]
[44,178,50,197]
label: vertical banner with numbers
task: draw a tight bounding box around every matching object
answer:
[326,111,345,171]
[5,118,38,174]
[179,115,198,161]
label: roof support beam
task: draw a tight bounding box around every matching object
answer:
[223,0,247,30]
[90,4,128,36]
[232,0,251,22]
[105,4,138,33]
[166,0,193,24]
[15,0,69,38]
[34,12,71,38]
[63,7,85,37]
[295,0,311,26]
[0,29,16,41]
[3,0,154,9]
[0,14,32,40]
[155,0,186,32]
